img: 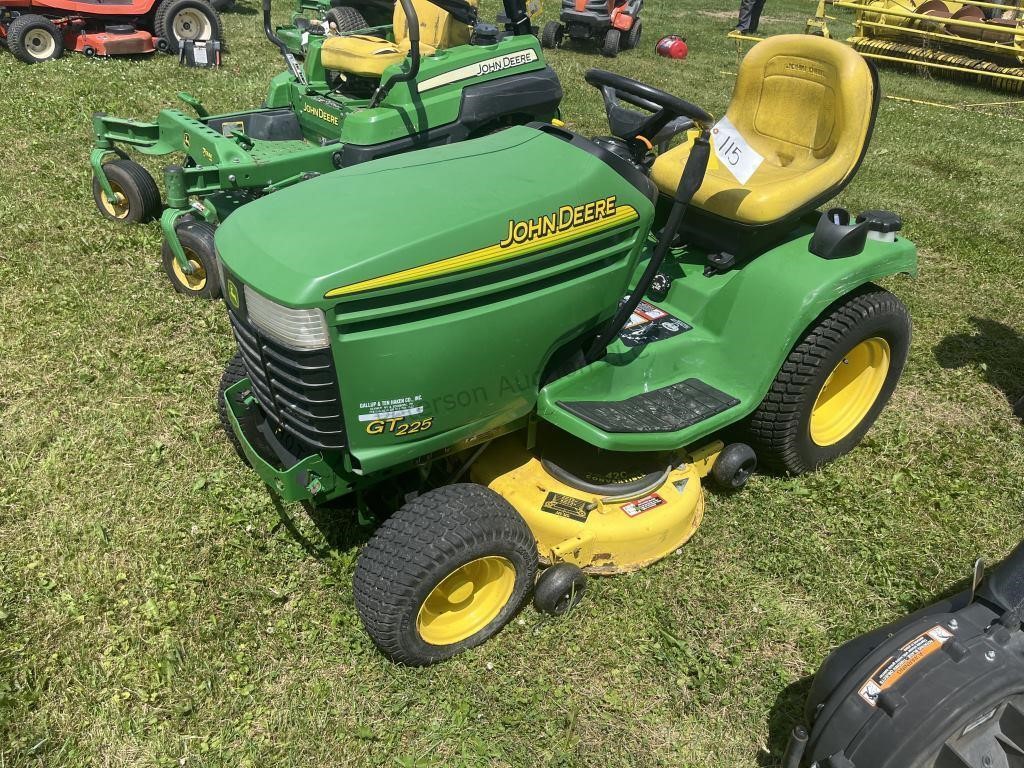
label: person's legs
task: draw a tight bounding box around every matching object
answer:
[748,0,766,31]
[736,0,766,32]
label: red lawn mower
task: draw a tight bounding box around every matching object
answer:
[0,0,221,62]
[540,0,642,57]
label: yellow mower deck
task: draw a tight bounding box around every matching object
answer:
[471,437,721,574]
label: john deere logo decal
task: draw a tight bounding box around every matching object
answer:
[325,196,638,298]
[302,103,340,126]
[500,196,620,248]
[226,280,239,309]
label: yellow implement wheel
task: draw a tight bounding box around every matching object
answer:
[416,556,517,646]
[161,220,221,300]
[810,337,891,447]
[92,160,161,224]
[170,252,208,293]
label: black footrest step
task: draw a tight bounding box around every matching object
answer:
[559,378,740,434]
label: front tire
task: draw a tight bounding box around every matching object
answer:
[7,15,64,63]
[92,160,162,223]
[624,19,642,50]
[218,352,248,462]
[354,484,538,666]
[541,20,563,49]
[601,28,621,57]
[154,0,222,53]
[748,285,911,474]
[161,219,221,300]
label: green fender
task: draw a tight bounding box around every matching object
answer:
[538,231,919,452]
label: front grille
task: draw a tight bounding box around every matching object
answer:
[229,310,346,452]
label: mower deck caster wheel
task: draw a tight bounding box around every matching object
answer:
[162,219,221,300]
[92,160,162,223]
[354,484,537,665]
[602,28,621,57]
[711,443,757,491]
[7,14,64,63]
[534,563,587,616]
[541,20,563,48]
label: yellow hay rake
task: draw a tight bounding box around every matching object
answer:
[808,0,1024,90]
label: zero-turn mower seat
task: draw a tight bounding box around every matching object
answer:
[650,35,879,256]
[320,0,476,78]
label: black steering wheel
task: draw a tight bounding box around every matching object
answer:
[585,69,713,149]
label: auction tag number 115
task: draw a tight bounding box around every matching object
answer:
[711,117,765,185]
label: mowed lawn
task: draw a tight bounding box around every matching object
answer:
[1,0,1023,764]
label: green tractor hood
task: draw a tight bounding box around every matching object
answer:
[215,126,654,309]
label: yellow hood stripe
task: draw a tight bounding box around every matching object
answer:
[325,205,640,299]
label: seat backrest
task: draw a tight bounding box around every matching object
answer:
[393,0,477,50]
[726,35,877,173]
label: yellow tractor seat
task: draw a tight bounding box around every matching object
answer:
[650,35,879,254]
[321,0,476,78]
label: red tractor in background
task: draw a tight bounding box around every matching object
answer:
[540,0,642,57]
[0,0,221,62]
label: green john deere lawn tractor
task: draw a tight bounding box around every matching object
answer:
[215,34,918,665]
[89,0,560,299]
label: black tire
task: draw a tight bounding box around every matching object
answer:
[601,27,620,57]
[161,219,221,300]
[218,352,248,462]
[154,0,222,54]
[325,5,368,33]
[1015,395,1024,420]
[710,443,757,491]
[533,563,587,616]
[92,159,162,223]
[748,285,911,475]
[540,20,563,49]
[8,15,64,64]
[624,18,642,50]
[354,484,538,666]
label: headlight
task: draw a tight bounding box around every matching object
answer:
[244,286,330,351]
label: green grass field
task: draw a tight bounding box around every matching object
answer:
[1,0,1023,764]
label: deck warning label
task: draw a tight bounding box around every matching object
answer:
[621,493,666,517]
[857,625,953,706]
[541,492,592,522]
[618,300,692,348]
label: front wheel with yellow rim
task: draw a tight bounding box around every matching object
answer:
[354,483,537,666]
[161,220,221,300]
[92,160,162,224]
[748,285,911,475]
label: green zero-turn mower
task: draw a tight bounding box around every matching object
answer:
[216,35,918,665]
[89,0,560,300]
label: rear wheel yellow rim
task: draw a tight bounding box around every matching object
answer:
[171,252,207,292]
[810,337,890,446]
[99,181,129,220]
[417,556,516,646]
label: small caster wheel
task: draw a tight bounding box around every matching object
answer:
[534,563,587,616]
[711,443,757,491]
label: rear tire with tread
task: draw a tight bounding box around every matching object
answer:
[354,484,538,666]
[7,14,64,63]
[602,27,620,57]
[325,5,368,32]
[747,285,911,475]
[154,0,222,54]
[541,20,562,48]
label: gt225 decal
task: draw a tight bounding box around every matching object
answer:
[325,196,638,298]
[365,417,433,436]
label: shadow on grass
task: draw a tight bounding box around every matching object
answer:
[934,316,1024,417]
[269,494,374,558]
